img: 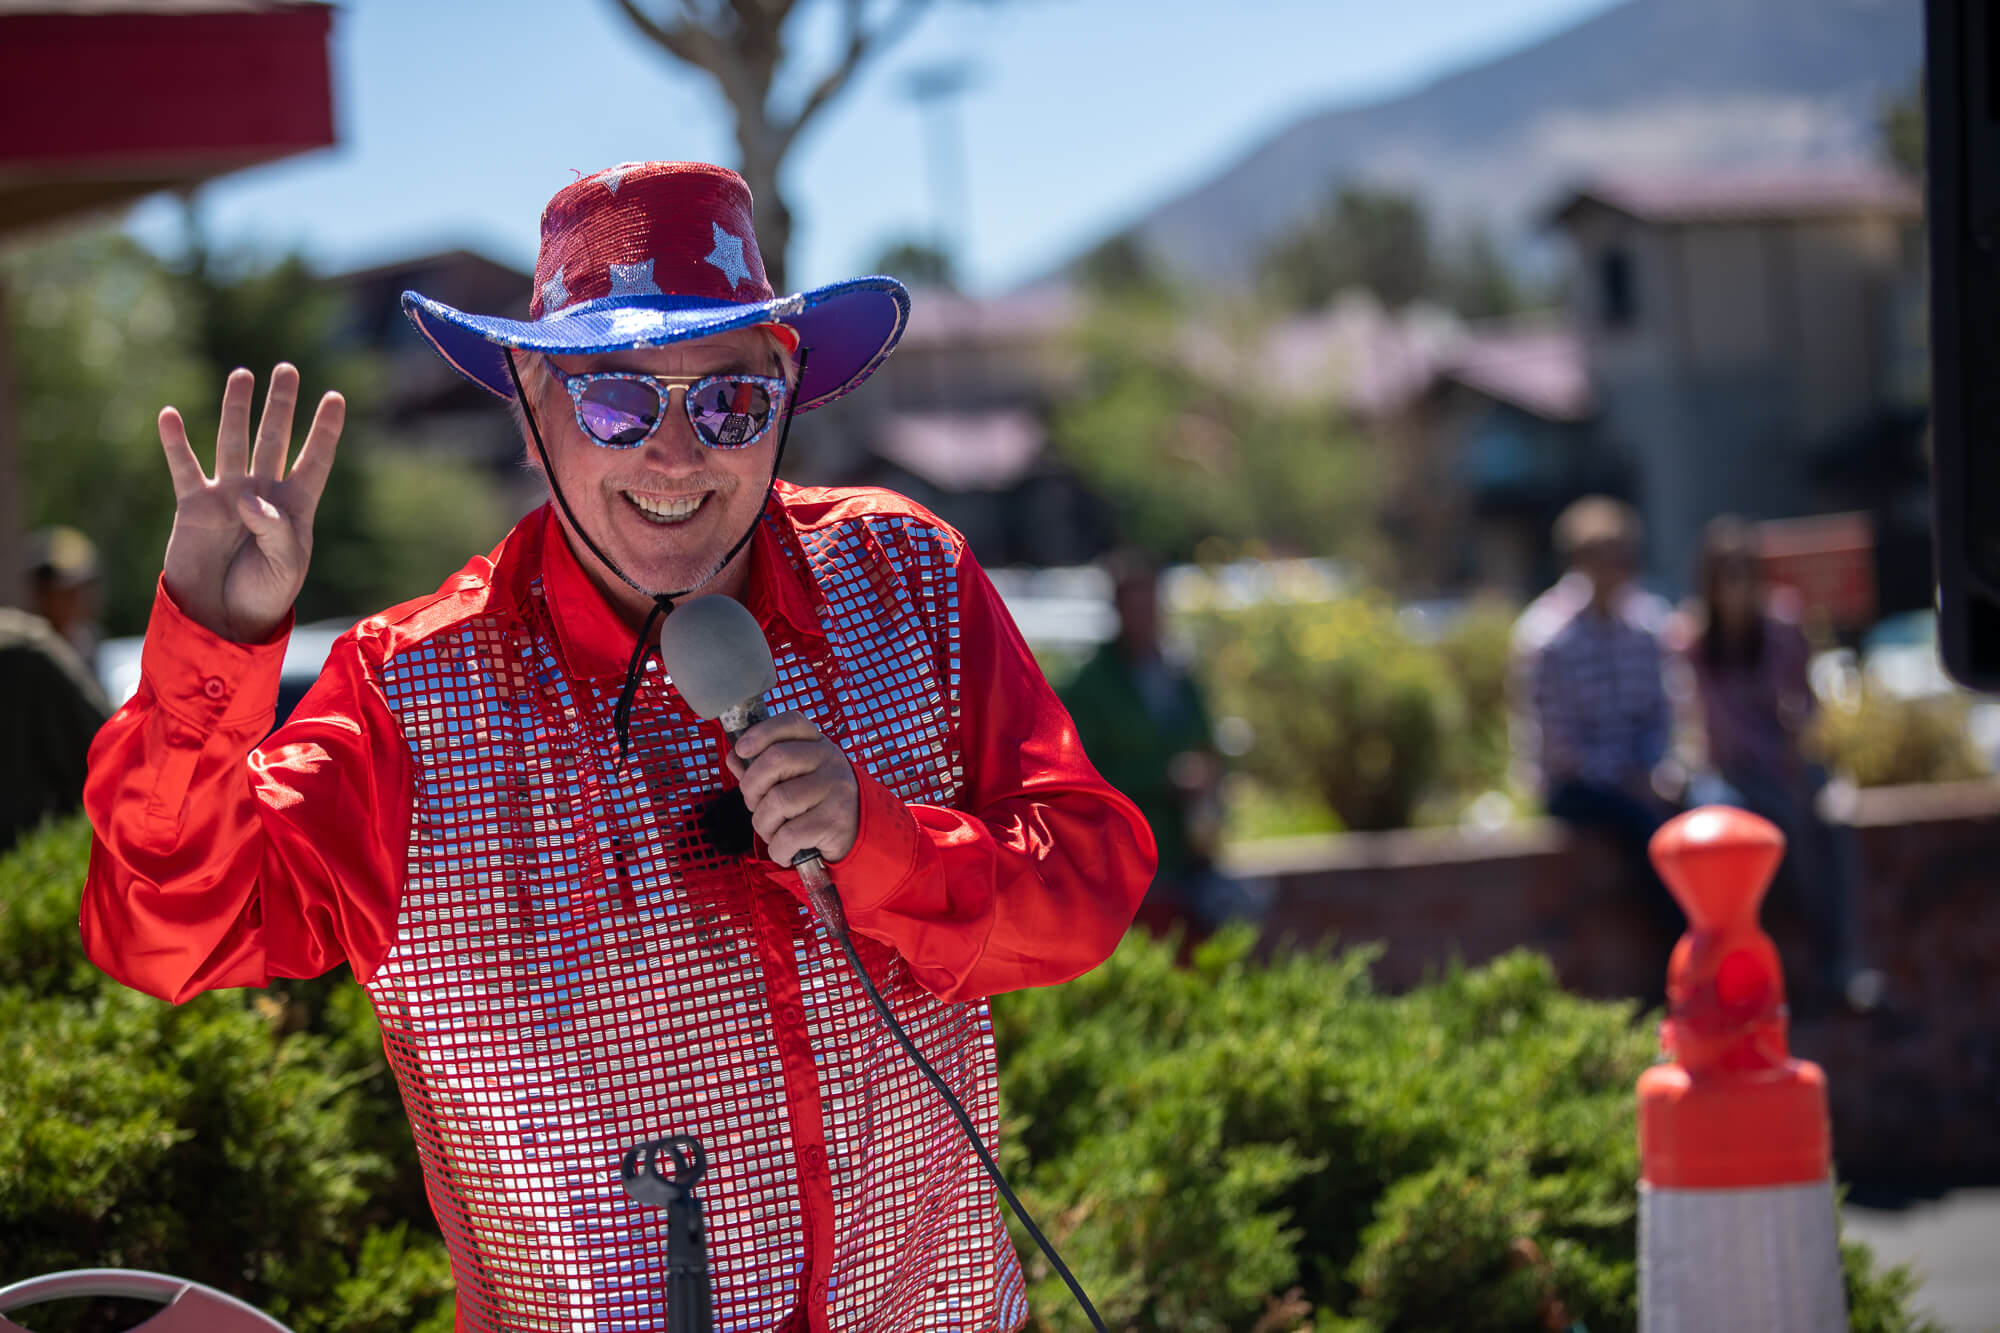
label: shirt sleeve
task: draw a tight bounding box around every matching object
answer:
[80,580,412,1004]
[816,551,1157,1003]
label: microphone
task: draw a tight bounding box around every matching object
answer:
[656,595,849,939]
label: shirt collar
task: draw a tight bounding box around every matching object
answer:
[534,491,826,681]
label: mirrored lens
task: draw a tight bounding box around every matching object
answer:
[688,378,775,449]
[577,377,662,446]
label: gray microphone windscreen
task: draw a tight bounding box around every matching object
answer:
[657,594,778,720]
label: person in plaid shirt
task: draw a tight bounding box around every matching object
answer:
[1518,498,1684,961]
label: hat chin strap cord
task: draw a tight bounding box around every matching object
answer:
[504,346,808,758]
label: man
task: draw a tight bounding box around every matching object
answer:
[2,528,111,852]
[28,525,106,672]
[1514,497,1682,945]
[1061,553,1231,940]
[82,162,1154,1332]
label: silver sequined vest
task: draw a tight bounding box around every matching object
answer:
[369,511,1028,1332]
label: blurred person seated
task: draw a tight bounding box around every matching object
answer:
[1675,515,1883,1014]
[1,526,111,852]
[1063,552,1247,943]
[30,524,106,674]
[1515,498,1684,960]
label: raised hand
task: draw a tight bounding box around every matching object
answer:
[159,364,345,643]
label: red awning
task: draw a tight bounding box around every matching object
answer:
[0,1,335,236]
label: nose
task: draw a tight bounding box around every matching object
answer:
[638,387,709,470]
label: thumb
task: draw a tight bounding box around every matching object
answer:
[238,489,285,532]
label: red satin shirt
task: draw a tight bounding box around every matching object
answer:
[81,483,1153,1331]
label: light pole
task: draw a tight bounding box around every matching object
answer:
[902,60,976,286]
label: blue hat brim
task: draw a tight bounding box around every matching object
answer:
[400,276,910,414]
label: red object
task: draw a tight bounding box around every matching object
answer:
[81,487,1155,1331]
[1637,807,1833,1189]
[1755,511,1877,634]
[529,163,773,316]
[0,4,336,235]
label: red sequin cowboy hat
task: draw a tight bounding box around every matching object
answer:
[401,161,908,412]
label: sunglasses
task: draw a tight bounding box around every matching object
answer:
[543,356,791,450]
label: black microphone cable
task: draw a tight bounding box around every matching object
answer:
[798,870,1109,1333]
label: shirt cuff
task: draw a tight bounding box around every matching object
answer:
[140,576,292,730]
[826,767,924,914]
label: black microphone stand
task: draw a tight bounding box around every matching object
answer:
[620,1134,714,1331]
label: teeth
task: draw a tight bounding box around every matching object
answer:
[625,492,703,521]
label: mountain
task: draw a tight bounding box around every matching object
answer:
[1100,0,1922,285]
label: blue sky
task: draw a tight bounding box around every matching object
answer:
[126,0,1626,293]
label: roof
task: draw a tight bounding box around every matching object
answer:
[872,409,1047,492]
[1441,322,1592,422]
[0,1,288,10]
[898,283,1078,349]
[0,2,334,236]
[1547,168,1922,229]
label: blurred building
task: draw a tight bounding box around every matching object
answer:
[1332,167,1928,618]
[325,248,543,511]
[1546,168,1928,608]
[802,283,1111,568]
[1374,316,1613,597]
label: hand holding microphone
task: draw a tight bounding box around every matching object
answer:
[725,716,859,867]
[657,596,855,934]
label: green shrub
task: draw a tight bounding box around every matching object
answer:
[1811,680,1990,788]
[0,817,452,1333]
[2,817,1940,1332]
[992,927,1940,1332]
[1428,600,1518,809]
[1189,595,1460,831]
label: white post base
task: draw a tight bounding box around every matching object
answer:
[1639,1180,1848,1332]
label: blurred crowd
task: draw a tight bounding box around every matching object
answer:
[1511,497,1883,1015]
[1065,495,1893,1014]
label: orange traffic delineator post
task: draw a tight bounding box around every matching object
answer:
[1637,807,1848,1333]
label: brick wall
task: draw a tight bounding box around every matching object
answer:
[1221,780,2000,1183]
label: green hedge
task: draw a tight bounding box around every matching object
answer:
[0,818,453,1333]
[0,816,1939,1331]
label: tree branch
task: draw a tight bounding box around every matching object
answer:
[615,0,770,137]
[779,0,931,150]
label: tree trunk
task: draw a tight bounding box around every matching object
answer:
[737,133,792,293]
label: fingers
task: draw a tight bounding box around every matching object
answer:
[237,489,286,537]
[728,716,860,865]
[250,363,301,481]
[732,712,830,763]
[751,773,859,866]
[157,407,204,495]
[733,737,835,807]
[214,368,256,476]
[286,391,346,501]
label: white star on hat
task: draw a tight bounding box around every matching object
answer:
[704,222,753,290]
[607,259,663,298]
[540,265,572,313]
[597,163,637,194]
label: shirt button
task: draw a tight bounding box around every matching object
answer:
[201,677,227,701]
[778,1003,804,1026]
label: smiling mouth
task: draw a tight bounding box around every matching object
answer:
[623,491,707,525]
